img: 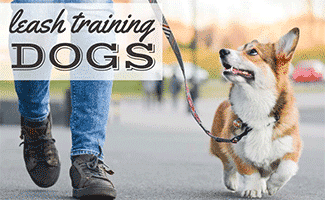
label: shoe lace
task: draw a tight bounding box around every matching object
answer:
[89,144,114,175]
[19,128,56,160]
[19,126,55,145]
[83,144,114,183]
[19,138,56,147]
[84,155,115,188]
[86,156,114,176]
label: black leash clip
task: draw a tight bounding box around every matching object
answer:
[230,126,253,144]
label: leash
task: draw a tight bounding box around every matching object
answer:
[148,0,250,144]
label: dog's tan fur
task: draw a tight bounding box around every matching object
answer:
[210,28,302,198]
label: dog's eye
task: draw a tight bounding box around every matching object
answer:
[247,49,258,56]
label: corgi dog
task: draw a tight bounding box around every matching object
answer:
[210,28,302,198]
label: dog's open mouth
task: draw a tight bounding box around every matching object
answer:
[223,64,254,79]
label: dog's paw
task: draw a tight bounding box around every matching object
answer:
[223,168,238,192]
[241,189,263,198]
[266,160,299,196]
[241,182,267,198]
[241,183,268,198]
[267,181,280,196]
[225,177,238,192]
[267,187,278,196]
[241,173,267,198]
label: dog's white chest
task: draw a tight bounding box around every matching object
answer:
[230,83,293,167]
[235,126,293,168]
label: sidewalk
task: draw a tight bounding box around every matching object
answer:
[113,92,324,130]
[0,94,324,199]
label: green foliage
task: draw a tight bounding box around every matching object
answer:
[293,45,325,65]
[112,81,144,95]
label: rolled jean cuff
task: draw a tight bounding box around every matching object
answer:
[71,149,104,161]
[22,113,49,123]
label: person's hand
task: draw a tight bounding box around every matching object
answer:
[0,0,13,3]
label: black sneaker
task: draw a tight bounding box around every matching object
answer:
[70,154,116,199]
[19,113,60,188]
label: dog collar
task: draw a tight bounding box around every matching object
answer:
[231,118,251,143]
[231,114,280,143]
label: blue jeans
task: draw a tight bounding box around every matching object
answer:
[12,0,113,161]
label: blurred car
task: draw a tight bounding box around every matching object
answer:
[168,62,209,83]
[292,60,324,82]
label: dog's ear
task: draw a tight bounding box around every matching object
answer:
[275,28,300,71]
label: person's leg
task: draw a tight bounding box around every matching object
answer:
[70,80,113,160]
[15,81,50,122]
[12,0,62,121]
[11,0,61,188]
[69,80,115,198]
[66,0,116,198]
[66,0,114,163]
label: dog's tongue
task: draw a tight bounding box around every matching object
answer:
[232,67,253,78]
[232,68,241,75]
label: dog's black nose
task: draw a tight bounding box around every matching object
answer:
[219,49,230,58]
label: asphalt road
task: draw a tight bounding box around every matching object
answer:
[0,93,324,200]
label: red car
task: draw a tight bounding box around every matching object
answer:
[292,60,324,82]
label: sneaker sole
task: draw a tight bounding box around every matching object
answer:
[73,185,116,199]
